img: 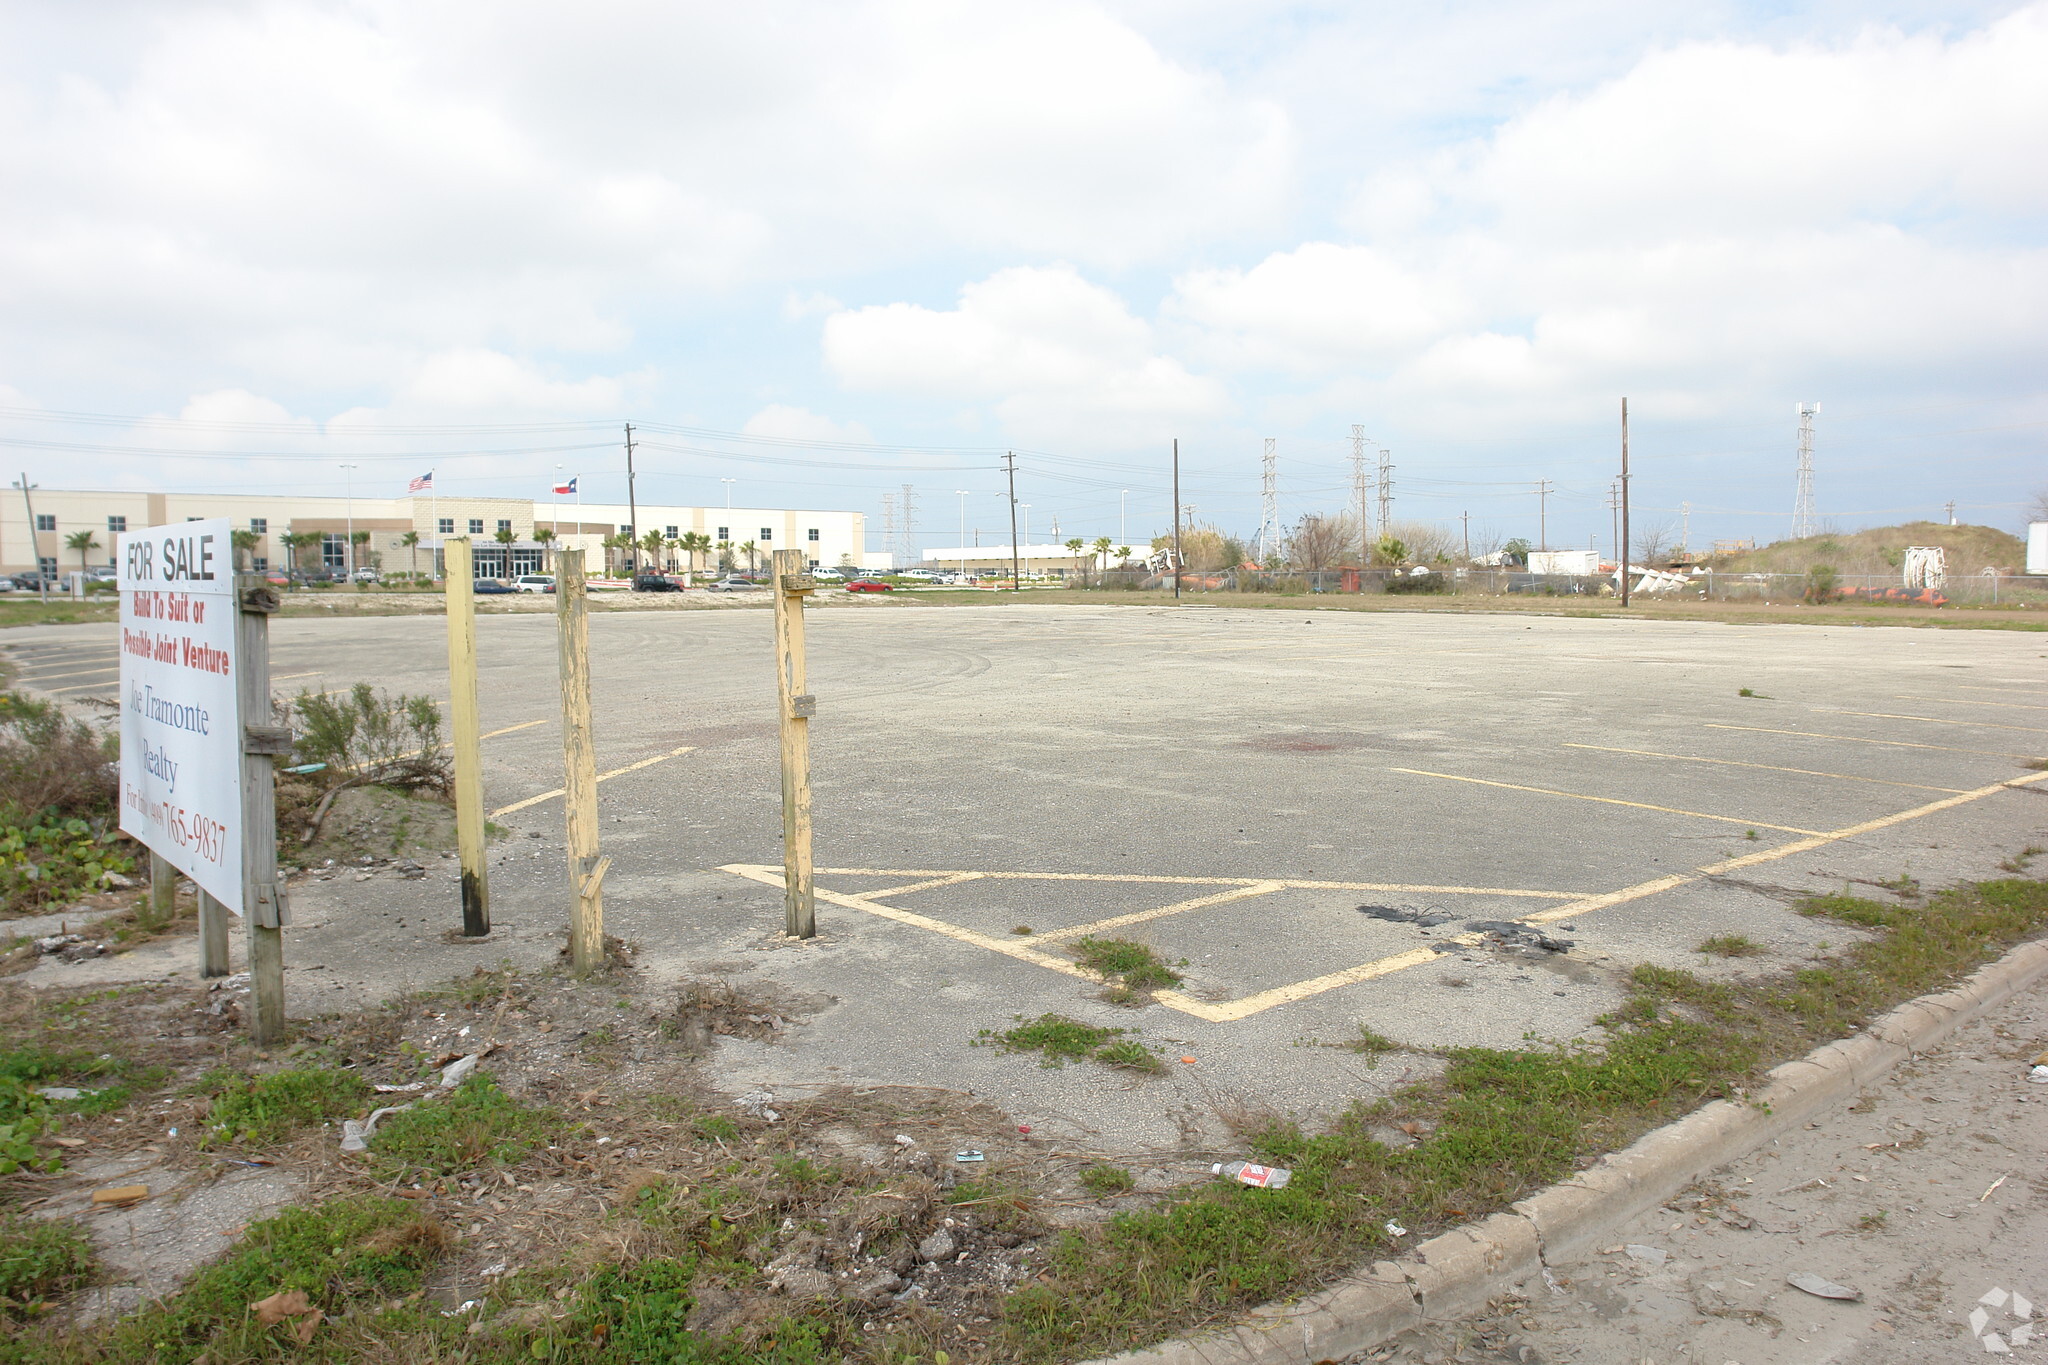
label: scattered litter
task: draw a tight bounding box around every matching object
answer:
[1981,1174,2009,1202]
[1358,904,1455,927]
[1624,1244,1668,1268]
[90,1185,149,1206]
[374,1081,429,1094]
[893,1134,915,1148]
[2028,1065,2048,1084]
[737,1089,780,1122]
[1466,921,1575,953]
[282,762,328,774]
[213,1156,274,1168]
[1017,1125,1031,1134]
[479,1263,507,1279]
[1214,1160,1291,1189]
[438,1054,479,1088]
[34,935,107,963]
[1788,1272,1862,1301]
[340,1103,417,1152]
[1179,1056,1198,1065]
[954,1150,985,1163]
[443,1301,481,1317]
[50,1137,85,1149]
[1778,1177,1830,1195]
[33,1086,95,1101]
[1384,1220,1407,1237]
[1541,1267,1566,1295]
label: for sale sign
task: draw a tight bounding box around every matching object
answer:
[117,519,242,913]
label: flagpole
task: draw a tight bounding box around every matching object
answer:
[430,476,438,581]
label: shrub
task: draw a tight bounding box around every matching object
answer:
[0,692,117,822]
[290,683,451,794]
[1804,563,1839,603]
[0,817,133,912]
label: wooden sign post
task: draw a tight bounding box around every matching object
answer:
[555,550,608,972]
[237,574,290,1044]
[444,539,489,936]
[771,548,816,938]
[198,891,231,978]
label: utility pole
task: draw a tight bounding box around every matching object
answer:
[1680,500,1690,558]
[1792,403,1818,539]
[1351,425,1371,564]
[955,490,968,576]
[1945,500,1957,526]
[1256,438,1280,563]
[1619,398,1632,608]
[1171,438,1182,601]
[341,463,357,578]
[15,475,46,600]
[900,483,917,566]
[623,423,639,574]
[1534,479,1554,552]
[1376,448,1394,536]
[1608,481,1620,567]
[1004,451,1020,591]
[1461,510,1470,564]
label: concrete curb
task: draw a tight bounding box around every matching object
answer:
[1085,936,2048,1365]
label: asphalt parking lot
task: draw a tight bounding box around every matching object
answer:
[10,604,2046,1152]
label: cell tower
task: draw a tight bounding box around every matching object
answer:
[1791,403,1819,539]
[1376,448,1394,535]
[1255,438,1281,563]
[899,483,917,564]
[1350,425,1371,561]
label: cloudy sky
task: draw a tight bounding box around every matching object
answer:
[2,0,2043,555]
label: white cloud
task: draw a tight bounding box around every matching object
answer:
[1169,243,1462,372]
[740,404,873,445]
[823,265,1225,444]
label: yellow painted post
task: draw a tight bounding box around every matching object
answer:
[556,550,607,972]
[445,538,489,935]
[771,548,816,937]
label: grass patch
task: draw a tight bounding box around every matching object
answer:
[1070,937,1182,993]
[365,1073,554,1175]
[996,873,2048,1362]
[204,1066,369,1147]
[1696,934,1765,958]
[0,1212,93,1315]
[1079,1165,1136,1198]
[1349,1025,1402,1058]
[977,1014,1165,1073]
[521,1258,830,1364]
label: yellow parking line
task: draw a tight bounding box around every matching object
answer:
[1703,723,2038,760]
[863,873,987,898]
[1561,743,1970,794]
[490,745,695,817]
[480,719,548,741]
[1892,695,2048,712]
[1032,882,1289,943]
[21,666,119,683]
[46,681,117,693]
[1521,771,2048,926]
[1388,768,1827,835]
[1832,709,2048,735]
[811,866,1579,898]
[272,672,320,681]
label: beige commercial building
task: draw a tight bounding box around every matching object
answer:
[4,488,866,580]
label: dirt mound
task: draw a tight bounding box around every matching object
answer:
[1714,521,2025,576]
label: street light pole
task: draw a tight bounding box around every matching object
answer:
[955,490,967,576]
[1021,505,1030,578]
[721,478,734,510]
[340,463,358,578]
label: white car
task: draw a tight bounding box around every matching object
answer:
[513,575,556,593]
[896,569,943,582]
[813,566,846,580]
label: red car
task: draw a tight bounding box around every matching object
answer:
[844,578,894,593]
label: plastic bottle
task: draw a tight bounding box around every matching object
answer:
[1212,1160,1291,1189]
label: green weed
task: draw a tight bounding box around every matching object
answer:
[1070,938,1182,992]
[1350,1026,1401,1058]
[1079,1166,1136,1198]
[0,1212,93,1314]
[1696,934,1765,958]
[977,1014,1164,1073]
[366,1074,552,1175]
[205,1067,369,1147]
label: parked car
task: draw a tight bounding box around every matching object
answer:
[707,577,763,592]
[812,566,846,580]
[632,574,683,592]
[844,578,894,593]
[8,573,53,591]
[514,575,556,594]
[350,568,381,584]
[896,568,942,582]
[472,579,515,595]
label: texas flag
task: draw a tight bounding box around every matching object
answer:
[552,476,577,495]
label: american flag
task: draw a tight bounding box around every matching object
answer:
[408,471,434,492]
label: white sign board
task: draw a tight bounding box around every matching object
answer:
[117,519,242,913]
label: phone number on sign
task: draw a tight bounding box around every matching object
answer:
[166,806,230,863]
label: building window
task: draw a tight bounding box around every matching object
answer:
[665,525,678,539]
[468,518,484,535]
[249,517,267,533]
[106,515,127,533]
[34,514,53,531]
[188,516,204,521]
[438,518,455,534]
[619,524,632,534]
[760,527,773,541]
[322,534,347,571]
[497,519,512,534]
[37,556,57,577]
[806,528,819,542]
[716,526,728,542]
[252,557,268,572]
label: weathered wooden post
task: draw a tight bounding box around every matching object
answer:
[237,573,291,1045]
[555,550,608,972]
[771,548,816,938]
[198,890,231,978]
[444,538,489,936]
[147,850,175,921]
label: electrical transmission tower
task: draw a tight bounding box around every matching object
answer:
[1350,425,1371,563]
[1255,438,1281,564]
[1376,448,1393,537]
[899,483,917,564]
[1791,403,1819,539]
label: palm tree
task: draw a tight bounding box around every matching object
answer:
[677,530,709,584]
[531,526,554,572]
[491,526,517,583]
[401,529,421,578]
[1064,537,1087,586]
[639,530,665,574]
[599,532,627,576]
[230,528,259,571]
[64,529,99,575]
[715,540,734,575]
[738,540,759,576]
